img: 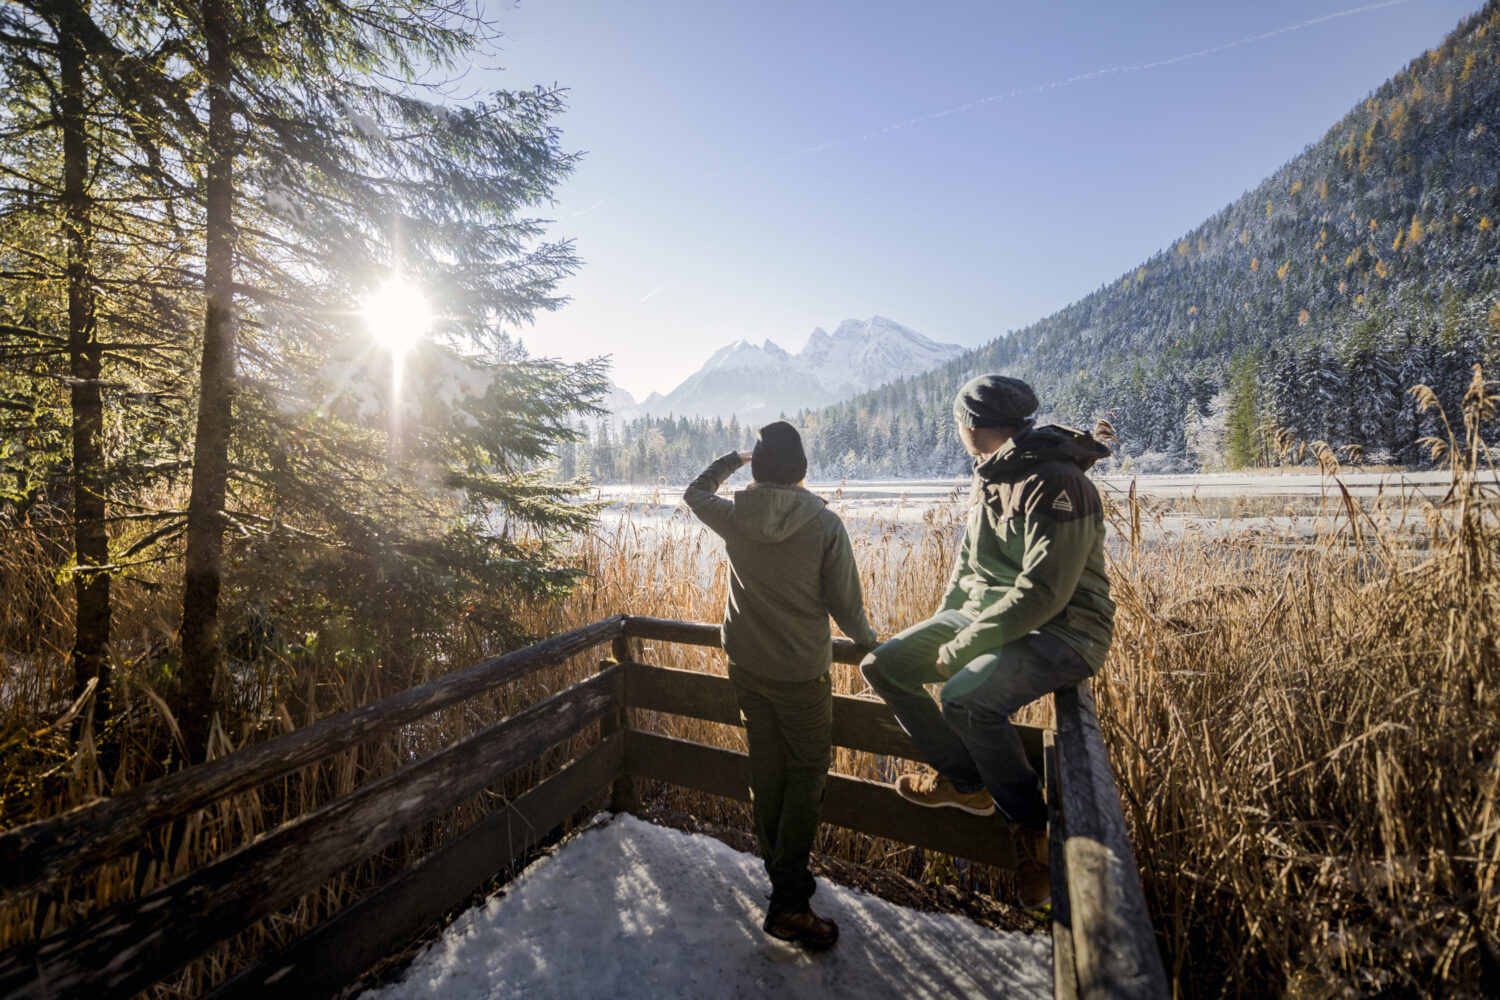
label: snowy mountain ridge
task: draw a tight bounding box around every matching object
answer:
[608,316,964,424]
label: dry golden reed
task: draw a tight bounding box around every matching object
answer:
[0,368,1495,997]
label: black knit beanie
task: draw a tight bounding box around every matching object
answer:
[953,374,1039,430]
[751,421,807,485]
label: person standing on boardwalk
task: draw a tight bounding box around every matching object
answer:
[860,375,1114,909]
[684,421,879,950]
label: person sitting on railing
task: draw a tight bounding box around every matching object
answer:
[859,375,1115,910]
[684,420,879,951]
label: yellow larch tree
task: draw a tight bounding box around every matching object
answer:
[1407,214,1426,246]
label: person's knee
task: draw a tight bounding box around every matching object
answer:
[859,648,891,689]
[940,688,1011,735]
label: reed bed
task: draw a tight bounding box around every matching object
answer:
[0,373,1496,997]
[522,377,1498,996]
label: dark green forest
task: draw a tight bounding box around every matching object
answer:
[574,2,1500,483]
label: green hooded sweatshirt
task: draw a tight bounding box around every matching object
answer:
[685,453,878,682]
[937,424,1115,673]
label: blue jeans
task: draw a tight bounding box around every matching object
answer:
[860,610,1093,831]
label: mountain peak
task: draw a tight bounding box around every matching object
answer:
[626,317,965,422]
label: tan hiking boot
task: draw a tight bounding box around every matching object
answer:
[895,770,996,816]
[763,905,840,949]
[1015,827,1051,910]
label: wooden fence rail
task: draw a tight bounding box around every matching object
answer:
[0,615,630,896]
[0,614,1167,1000]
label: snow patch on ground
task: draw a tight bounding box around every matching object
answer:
[360,814,1051,1000]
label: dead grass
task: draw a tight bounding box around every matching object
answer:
[0,370,1496,997]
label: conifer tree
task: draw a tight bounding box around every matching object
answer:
[157,0,601,755]
[0,1,199,743]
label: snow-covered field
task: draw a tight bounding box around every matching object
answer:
[597,469,1492,511]
[359,814,1051,1000]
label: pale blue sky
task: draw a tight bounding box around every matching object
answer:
[478,0,1482,399]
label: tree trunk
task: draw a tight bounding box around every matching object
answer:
[57,0,111,745]
[179,0,236,762]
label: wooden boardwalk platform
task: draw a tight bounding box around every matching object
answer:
[0,615,1167,1000]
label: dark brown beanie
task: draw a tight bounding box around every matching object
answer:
[751,421,807,485]
[953,374,1038,430]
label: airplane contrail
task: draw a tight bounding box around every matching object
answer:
[640,285,667,303]
[792,0,1414,157]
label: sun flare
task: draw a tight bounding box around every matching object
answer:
[362,278,431,355]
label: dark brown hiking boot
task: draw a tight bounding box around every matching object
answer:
[1015,826,1051,910]
[763,905,840,950]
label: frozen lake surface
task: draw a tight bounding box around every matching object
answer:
[586,470,1495,541]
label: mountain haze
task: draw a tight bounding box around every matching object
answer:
[617,316,964,423]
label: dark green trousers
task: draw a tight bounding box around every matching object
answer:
[728,664,833,913]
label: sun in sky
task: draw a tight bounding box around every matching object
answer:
[362,277,431,357]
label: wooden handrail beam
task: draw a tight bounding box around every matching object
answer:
[622,615,870,666]
[0,668,622,1000]
[0,615,626,896]
[1053,683,1169,1000]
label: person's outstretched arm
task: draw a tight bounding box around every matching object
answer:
[683,450,749,537]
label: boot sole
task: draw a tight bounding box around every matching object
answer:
[764,927,839,949]
[763,917,839,950]
[1016,890,1052,910]
[895,786,996,816]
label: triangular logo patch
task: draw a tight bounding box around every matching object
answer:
[1052,490,1074,513]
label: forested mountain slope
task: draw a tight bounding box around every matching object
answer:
[800,1,1500,477]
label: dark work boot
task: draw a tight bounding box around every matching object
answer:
[763,904,840,950]
[1015,826,1051,910]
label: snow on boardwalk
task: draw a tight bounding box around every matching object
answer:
[361,814,1051,1000]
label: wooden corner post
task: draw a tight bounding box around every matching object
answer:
[603,631,641,814]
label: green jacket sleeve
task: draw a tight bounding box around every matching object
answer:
[683,452,743,537]
[937,491,1095,672]
[937,476,982,614]
[821,518,879,649]
[937,528,970,613]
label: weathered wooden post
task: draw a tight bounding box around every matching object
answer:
[603,631,641,814]
[1054,681,1169,1000]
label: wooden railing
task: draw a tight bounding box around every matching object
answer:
[0,615,1168,1000]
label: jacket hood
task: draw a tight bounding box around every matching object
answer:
[732,483,827,543]
[978,423,1111,478]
